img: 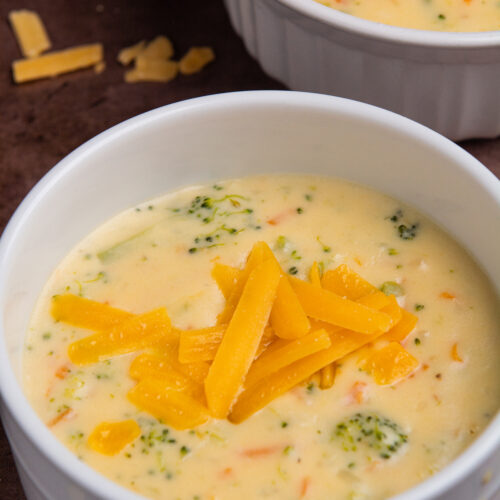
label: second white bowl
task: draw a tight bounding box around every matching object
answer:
[224,0,500,141]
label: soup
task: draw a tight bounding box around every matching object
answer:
[314,0,500,32]
[23,175,500,499]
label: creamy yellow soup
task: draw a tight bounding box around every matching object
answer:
[315,0,500,32]
[24,175,499,499]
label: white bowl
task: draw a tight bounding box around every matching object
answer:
[223,0,500,141]
[0,91,499,500]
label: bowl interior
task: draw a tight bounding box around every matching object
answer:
[1,91,499,499]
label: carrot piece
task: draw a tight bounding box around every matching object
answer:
[47,407,73,427]
[219,467,233,478]
[309,262,322,287]
[129,353,204,398]
[68,307,172,365]
[205,258,281,418]
[128,378,209,430]
[319,362,337,389]
[347,381,368,404]
[178,325,227,363]
[229,324,385,423]
[290,277,392,334]
[380,308,417,342]
[212,263,240,299]
[366,342,419,385]
[51,294,132,331]
[440,291,456,300]
[216,242,267,325]
[266,208,295,226]
[117,39,146,65]
[55,363,71,380]
[241,445,282,458]
[87,420,140,456]
[451,343,463,362]
[300,476,311,498]
[321,264,376,300]
[270,274,311,340]
[245,329,331,388]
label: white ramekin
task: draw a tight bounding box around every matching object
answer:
[223,0,500,141]
[0,91,499,500]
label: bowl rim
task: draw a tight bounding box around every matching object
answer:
[0,90,499,500]
[276,0,500,48]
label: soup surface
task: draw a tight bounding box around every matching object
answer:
[24,175,499,499]
[314,0,500,32]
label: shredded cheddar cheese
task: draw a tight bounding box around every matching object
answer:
[53,243,419,432]
[9,10,51,58]
[12,43,103,83]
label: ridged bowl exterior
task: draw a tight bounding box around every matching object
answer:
[224,0,500,141]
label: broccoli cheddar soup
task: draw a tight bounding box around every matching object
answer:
[24,175,499,500]
[315,0,500,32]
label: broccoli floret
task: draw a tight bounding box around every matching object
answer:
[333,412,408,460]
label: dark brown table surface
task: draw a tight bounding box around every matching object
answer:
[0,1,499,498]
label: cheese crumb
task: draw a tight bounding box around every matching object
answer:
[117,40,146,66]
[94,61,106,74]
[141,36,174,61]
[9,10,51,58]
[125,56,178,83]
[179,47,215,75]
[12,44,104,83]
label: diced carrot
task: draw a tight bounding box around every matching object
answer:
[266,208,295,226]
[440,291,456,300]
[55,363,71,379]
[241,445,282,458]
[347,381,368,404]
[219,467,233,478]
[451,343,463,362]
[47,407,73,427]
[300,476,311,498]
